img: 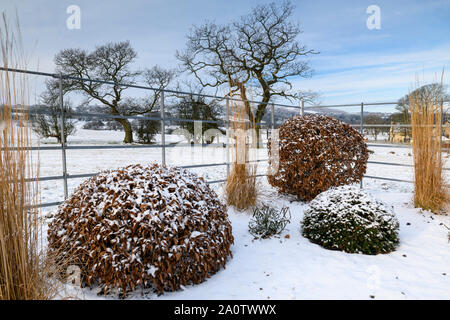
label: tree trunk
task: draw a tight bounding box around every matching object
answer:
[116,118,133,143]
[254,123,262,148]
[233,78,268,148]
[54,134,62,144]
[254,106,266,148]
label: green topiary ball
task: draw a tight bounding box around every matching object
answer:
[301,185,400,255]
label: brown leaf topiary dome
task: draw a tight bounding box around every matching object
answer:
[268,114,369,201]
[48,163,234,296]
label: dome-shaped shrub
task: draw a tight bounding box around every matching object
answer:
[301,185,399,254]
[48,164,234,296]
[268,114,369,201]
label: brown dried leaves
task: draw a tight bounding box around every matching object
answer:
[47,164,234,296]
[268,115,369,201]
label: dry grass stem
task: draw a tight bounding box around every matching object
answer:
[410,74,449,213]
[0,13,69,300]
[225,82,258,210]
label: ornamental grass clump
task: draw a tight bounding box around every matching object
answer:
[48,164,234,297]
[409,77,448,213]
[225,82,257,210]
[0,14,63,300]
[268,114,368,201]
[301,185,400,255]
[248,205,291,239]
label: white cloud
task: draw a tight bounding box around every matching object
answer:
[311,44,450,73]
[292,45,450,108]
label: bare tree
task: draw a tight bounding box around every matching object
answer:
[177,1,318,146]
[117,66,175,115]
[173,83,223,144]
[32,79,76,143]
[364,114,384,141]
[393,83,449,138]
[54,41,174,143]
[132,117,159,144]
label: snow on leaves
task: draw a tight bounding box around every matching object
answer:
[301,185,400,255]
[268,114,369,201]
[47,163,234,296]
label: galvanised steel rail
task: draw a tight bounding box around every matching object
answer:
[0,67,300,109]
[350,124,450,127]
[1,67,449,208]
[5,67,448,110]
[367,143,450,152]
[26,159,269,183]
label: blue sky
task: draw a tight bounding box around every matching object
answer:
[1,0,450,112]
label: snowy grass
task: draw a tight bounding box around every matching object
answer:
[34,125,450,300]
[58,182,450,300]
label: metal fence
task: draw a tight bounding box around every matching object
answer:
[1,67,449,209]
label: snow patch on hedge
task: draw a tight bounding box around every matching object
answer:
[48,163,234,296]
[301,185,400,255]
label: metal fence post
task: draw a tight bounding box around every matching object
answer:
[300,98,304,116]
[440,99,444,148]
[360,102,364,135]
[226,98,230,177]
[360,102,364,189]
[160,90,166,166]
[59,73,68,199]
[271,103,275,130]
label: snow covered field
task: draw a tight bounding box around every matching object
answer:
[34,126,450,300]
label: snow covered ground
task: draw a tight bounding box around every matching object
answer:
[34,125,450,300]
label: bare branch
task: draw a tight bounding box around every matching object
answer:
[177,0,319,145]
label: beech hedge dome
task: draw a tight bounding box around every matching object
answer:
[48,164,234,296]
[268,114,369,201]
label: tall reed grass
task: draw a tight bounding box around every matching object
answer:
[410,76,449,213]
[225,82,257,210]
[0,13,58,300]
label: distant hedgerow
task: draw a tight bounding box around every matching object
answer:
[301,185,400,255]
